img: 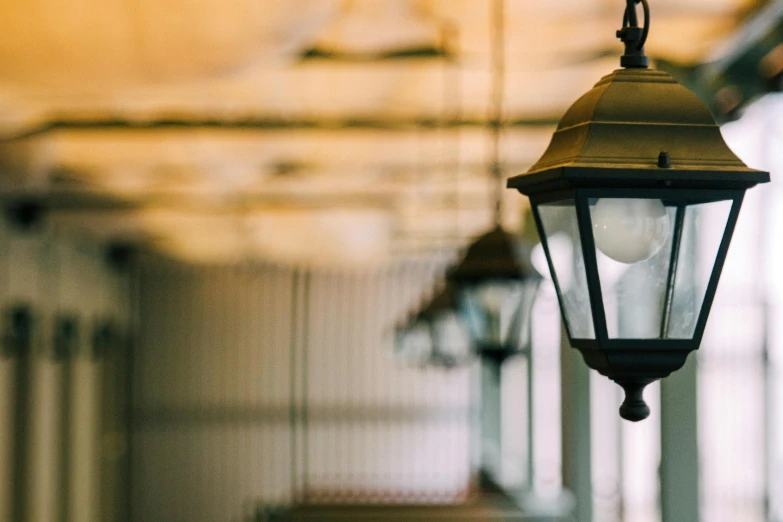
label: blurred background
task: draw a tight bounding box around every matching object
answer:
[0,0,782,521]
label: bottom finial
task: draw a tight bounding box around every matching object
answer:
[614,378,656,422]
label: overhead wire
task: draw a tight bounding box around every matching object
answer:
[490,0,506,226]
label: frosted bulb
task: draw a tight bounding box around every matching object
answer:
[476,283,519,314]
[592,198,670,264]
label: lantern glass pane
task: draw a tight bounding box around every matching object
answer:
[589,198,677,338]
[536,200,595,339]
[587,197,734,340]
[665,199,733,339]
[513,280,541,349]
[431,310,472,362]
[460,280,529,349]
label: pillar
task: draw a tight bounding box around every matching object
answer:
[660,352,699,522]
[561,324,592,522]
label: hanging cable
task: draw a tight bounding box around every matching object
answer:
[443,21,462,246]
[489,0,505,226]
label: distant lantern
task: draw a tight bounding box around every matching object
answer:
[447,227,541,365]
[394,285,473,369]
[506,0,770,420]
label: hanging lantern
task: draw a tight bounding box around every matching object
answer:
[448,227,541,364]
[420,285,474,368]
[394,285,473,369]
[440,0,541,366]
[506,0,770,421]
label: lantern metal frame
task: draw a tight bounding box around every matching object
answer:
[529,188,744,419]
[530,188,744,352]
[506,0,770,421]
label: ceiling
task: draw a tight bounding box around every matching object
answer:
[0,0,770,265]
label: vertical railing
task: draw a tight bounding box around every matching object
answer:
[0,215,132,522]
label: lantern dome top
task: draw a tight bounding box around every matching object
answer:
[507,67,769,196]
[448,226,540,283]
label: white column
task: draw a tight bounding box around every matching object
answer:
[0,356,15,522]
[28,354,65,522]
[99,267,130,522]
[28,237,66,522]
[70,357,101,522]
[561,324,592,522]
[660,353,699,522]
[8,226,43,522]
[480,359,503,482]
[66,245,103,522]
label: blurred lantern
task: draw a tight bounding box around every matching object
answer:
[448,228,540,364]
[443,0,541,366]
[394,285,473,369]
[506,0,770,421]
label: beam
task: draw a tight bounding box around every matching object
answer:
[0,116,560,142]
[0,189,507,213]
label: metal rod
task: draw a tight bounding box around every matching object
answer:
[443,21,463,243]
[489,0,506,226]
[660,206,685,339]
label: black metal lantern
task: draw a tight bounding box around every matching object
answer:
[394,285,473,369]
[507,0,770,421]
[448,227,541,364]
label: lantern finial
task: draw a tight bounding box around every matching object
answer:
[616,378,654,422]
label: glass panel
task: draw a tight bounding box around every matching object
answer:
[508,280,541,350]
[589,198,676,339]
[536,200,595,339]
[459,280,526,349]
[666,200,733,339]
[431,310,472,364]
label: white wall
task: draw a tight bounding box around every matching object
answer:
[132,256,473,521]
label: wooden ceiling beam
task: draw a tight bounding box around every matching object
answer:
[0,115,560,142]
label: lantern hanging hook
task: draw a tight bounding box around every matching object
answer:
[617,0,650,68]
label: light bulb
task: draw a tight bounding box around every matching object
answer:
[532,234,573,291]
[592,198,670,264]
[476,282,516,313]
